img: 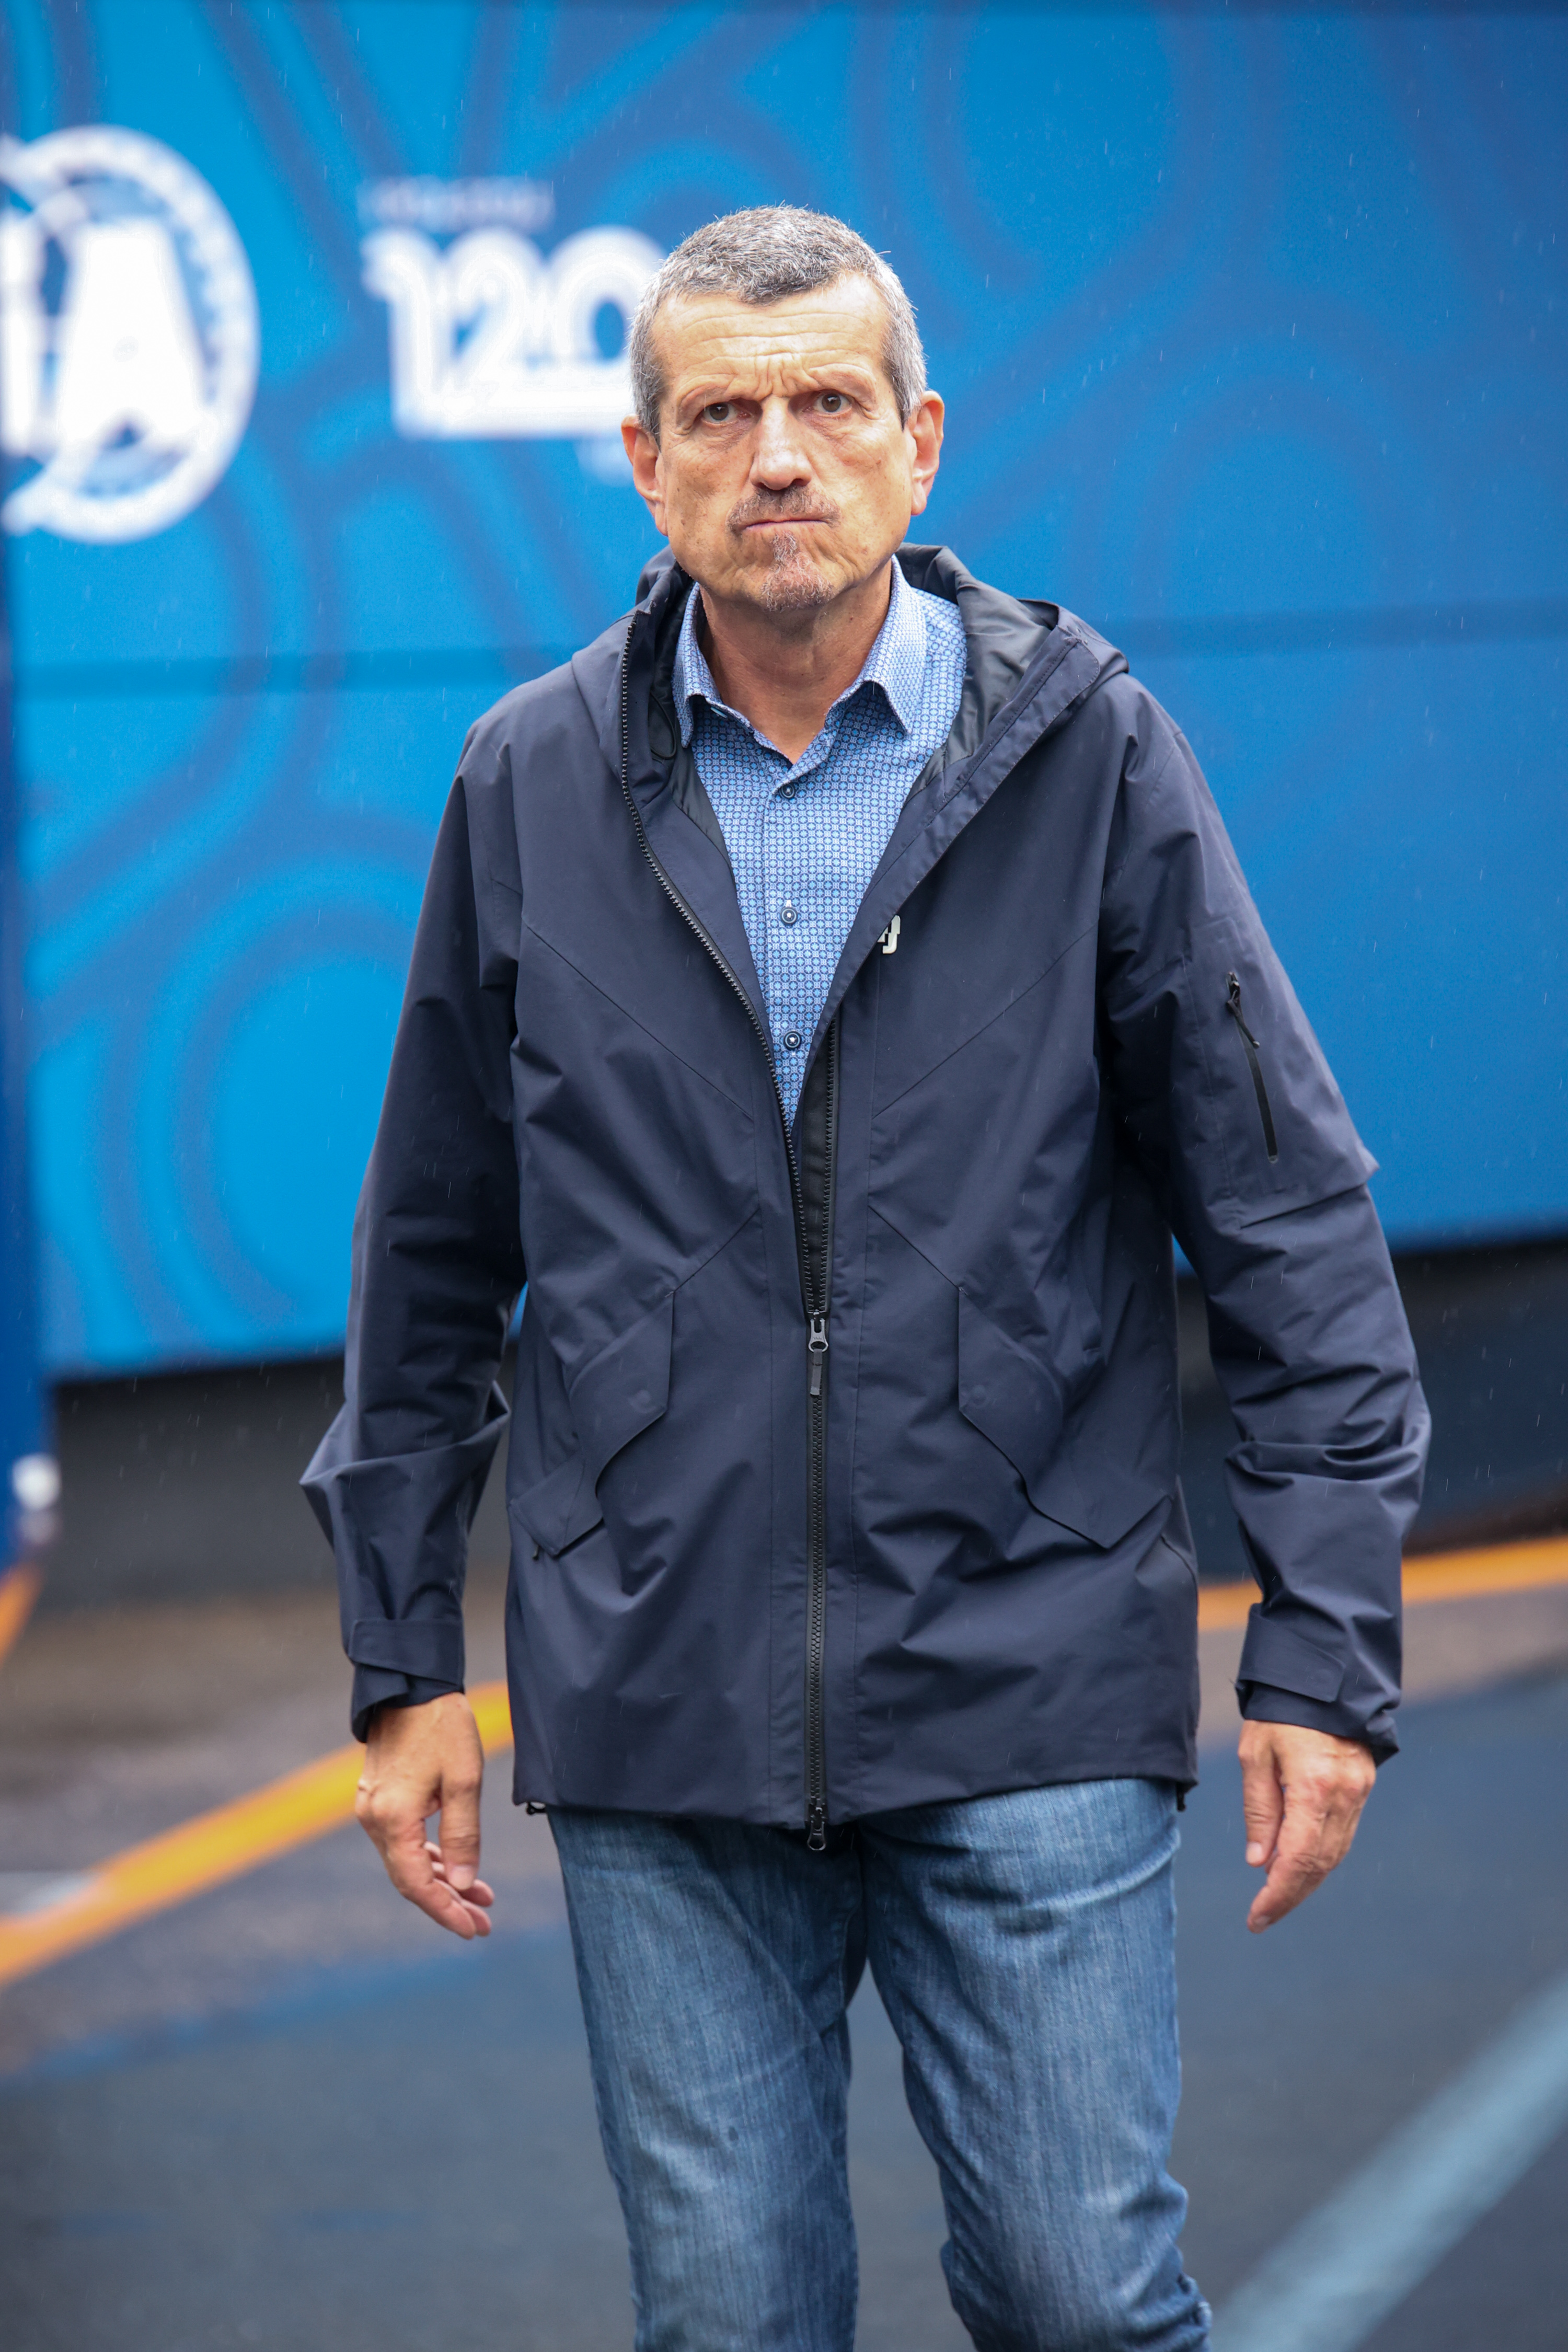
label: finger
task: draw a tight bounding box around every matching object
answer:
[409,1879,491,1937]
[428,1847,495,1909]
[399,1863,491,1938]
[1248,1777,1366,1933]
[435,1887,492,1935]
[1248,1824,1332,1932]
[378,1813,487,1939]
[1239,1746,1285,1872]
[431,1874,495,1909]
[438,1766,483,1895]
[435,1884,495,1918]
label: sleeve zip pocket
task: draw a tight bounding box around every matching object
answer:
[1225,972,1279,1162]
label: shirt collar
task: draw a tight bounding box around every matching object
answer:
[672,557,926,750]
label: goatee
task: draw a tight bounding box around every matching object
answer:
[755,530,834,613]
[727,490,840,614]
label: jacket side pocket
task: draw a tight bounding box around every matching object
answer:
[566,1289,674,1485]
[509,1457,605,1560]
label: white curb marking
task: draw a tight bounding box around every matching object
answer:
[1211,1963,1568,2352]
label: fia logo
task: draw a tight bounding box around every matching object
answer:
[0,126,258,544]
[361,179,662,440]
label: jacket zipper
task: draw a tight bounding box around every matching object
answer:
[617,627,835,1848]
[1225,972,1279,1162]
[803,1019,838,1851]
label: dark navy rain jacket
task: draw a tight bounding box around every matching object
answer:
[304,546,1429,1832]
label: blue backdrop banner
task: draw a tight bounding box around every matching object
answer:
[4,2,1565,1373]
[1,445,48,1547]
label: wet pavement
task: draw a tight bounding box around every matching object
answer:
[3,1573,1568,2350]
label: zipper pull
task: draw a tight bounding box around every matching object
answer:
[1226,970,1260,1048]
[808,1312,829,1398]
[1225,970,1281,1163]
[806,1799,827,1852]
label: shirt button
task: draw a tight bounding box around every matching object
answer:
[783,1030,802,1051]
[780,902,798,927]
[779,782,797,800]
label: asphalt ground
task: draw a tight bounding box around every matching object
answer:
[3,1575,1568,2351]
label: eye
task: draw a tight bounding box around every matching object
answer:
[819,392,847,413]
[703,401,734,423]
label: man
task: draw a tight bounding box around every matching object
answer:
[305,207,1428,2350]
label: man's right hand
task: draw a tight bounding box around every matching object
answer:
[355,1691,494,1939]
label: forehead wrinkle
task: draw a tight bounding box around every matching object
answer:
[660,283,888,343]
[654,287,894,413]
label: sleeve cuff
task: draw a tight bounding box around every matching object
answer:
[1238,1681,1399,1766]
[351,1666,464,1744]
[347,1616,465,1684]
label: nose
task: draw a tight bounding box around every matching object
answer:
[751,396,811,492]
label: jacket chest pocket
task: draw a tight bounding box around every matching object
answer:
[957,1290,1068,1509]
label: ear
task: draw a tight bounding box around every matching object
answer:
[622,418,667,533]
[905,391,944,518]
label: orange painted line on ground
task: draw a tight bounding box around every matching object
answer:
[0,1677,515,1993]
[0,1561,43,1673]
[1196,1582,1259,1631]
[7,1529,1568,1994]
[1197,1532,1568,1633]
[1402,1534,1568,1604]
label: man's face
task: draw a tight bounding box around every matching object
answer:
[622,276,943,617]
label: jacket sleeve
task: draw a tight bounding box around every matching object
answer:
[1098,698,1430,1761]
[302,755,525,1739]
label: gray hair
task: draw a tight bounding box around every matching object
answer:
[628,205,926,438]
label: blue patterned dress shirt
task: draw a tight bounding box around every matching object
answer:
[674,558,968,1124]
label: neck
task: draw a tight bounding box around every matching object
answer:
[696,560,894,763]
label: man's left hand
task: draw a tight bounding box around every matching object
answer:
[1238,1720,1376,1933]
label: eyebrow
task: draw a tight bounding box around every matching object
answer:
[674,365,881,415]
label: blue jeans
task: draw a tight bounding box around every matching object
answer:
[550,1780,1210,2351]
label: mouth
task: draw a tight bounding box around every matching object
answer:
[741,515,830,532]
